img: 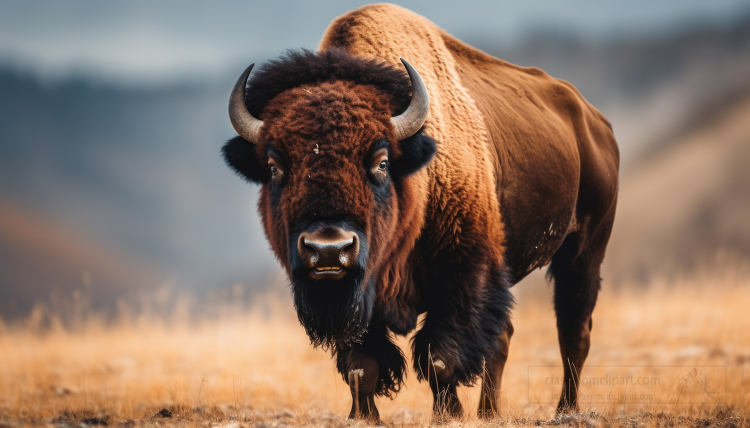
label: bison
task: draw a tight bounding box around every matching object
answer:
[221,3,619,421]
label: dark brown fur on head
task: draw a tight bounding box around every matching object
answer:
[223,49,437,347]
[244,48,411,119]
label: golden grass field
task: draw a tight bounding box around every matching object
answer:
[1,267,749,428]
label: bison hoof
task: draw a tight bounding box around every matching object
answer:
[348,368,364,379]
[433,359,446,370]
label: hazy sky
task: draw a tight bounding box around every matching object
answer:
[1,0,749,85]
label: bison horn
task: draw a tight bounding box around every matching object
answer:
[229,59,428,143]
[228,63,263,144]
[391,58,430,141]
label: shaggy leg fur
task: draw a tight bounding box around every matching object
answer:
[477,321,514,418]
[412,262,513,419]
[334,323,405,422]
[549,223,611,413]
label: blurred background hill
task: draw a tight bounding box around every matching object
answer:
[1,1,749,318]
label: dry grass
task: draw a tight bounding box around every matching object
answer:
[1,269,749,427]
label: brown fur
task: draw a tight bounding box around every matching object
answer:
[319,3,618,286]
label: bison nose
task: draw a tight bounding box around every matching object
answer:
[298,228,359,275]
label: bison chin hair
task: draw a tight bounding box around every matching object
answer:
[292,272,375,349]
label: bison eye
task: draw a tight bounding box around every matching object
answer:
[267,153,285,185]
[369,147,389,180]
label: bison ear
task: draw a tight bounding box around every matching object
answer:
[390,131,438,178]
[222,136,270,184]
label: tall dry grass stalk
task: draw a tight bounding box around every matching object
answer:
[1,268,749,427]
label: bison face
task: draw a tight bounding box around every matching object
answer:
[222,55,435,347]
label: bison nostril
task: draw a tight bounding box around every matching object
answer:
[339,235,359,266]
[301,238,319,263]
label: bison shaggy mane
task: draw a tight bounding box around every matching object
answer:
[244,48,412,119]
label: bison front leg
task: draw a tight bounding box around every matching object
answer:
[413,265,514,421]
[345,366,379,421]
[416,352,463,420]
[334,323,406,422]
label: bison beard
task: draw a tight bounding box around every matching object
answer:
[292,270,375,349]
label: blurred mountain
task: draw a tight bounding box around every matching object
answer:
[604,85,750,282]
[0,71,277,317]
[1,15,749,316]
[0,199,162,318]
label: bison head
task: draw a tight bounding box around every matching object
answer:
[222,50,436,348]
